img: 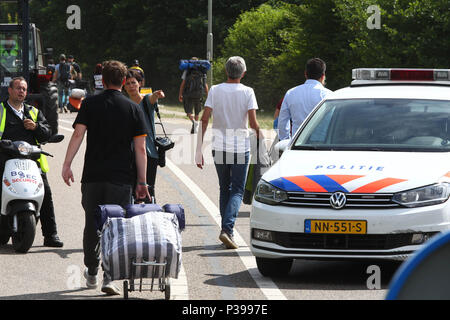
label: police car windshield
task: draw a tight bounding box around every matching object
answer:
[293,99,450,152]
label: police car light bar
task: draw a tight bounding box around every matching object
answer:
[352,68,450,81]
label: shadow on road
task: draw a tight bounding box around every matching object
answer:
[0,244,83,259]
[203,259,403,292]
[277,259,403,290]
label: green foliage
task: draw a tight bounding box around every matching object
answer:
[0,2,19,23]
[216,0,450,111]
[14,0,448,109]
[218,3,298,110]
[26,0,265,101]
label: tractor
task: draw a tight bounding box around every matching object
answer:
[0,0,58,134]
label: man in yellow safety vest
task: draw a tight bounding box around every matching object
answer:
[0,34,20,68]
[0,77,63,247]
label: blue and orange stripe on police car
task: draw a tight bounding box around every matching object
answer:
[270,175,407,193]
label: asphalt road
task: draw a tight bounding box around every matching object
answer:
[0,110,403,301]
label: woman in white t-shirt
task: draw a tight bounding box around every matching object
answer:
[196,56,261,249]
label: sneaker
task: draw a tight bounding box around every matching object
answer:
[219,231,238,249]
[84,269,98,289]
[101,278,121,296]
[64,106,69,113]
[43,234,64,247]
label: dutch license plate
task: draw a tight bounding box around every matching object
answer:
[305,220,367,234]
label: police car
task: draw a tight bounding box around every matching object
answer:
[250,68,450,276]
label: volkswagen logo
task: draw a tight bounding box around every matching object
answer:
[330,192,347,209]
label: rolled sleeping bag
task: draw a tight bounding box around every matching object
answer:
[124,203,163,218]
[162,204,185,231]
[179,59,211,72]
[95,204,125,231]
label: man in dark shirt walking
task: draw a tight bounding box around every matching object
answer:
[61,60,149,295]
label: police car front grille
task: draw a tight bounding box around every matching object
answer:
[282,192,400,208]
[273,232,414,250]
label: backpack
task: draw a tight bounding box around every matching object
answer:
[58,62,71,84]
[183,69,205,99]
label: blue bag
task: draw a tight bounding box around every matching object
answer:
[179,59,211,72]
[95,204,125,231]
[162,204,185,231]
[124,203,163,218]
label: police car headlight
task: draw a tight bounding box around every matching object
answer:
[254,180,288,205]
[393,183,450,208]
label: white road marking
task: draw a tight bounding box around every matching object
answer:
[166,158,287,300]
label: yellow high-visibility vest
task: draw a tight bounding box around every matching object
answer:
[0,102,49,173]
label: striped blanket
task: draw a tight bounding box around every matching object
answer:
[101,211,182,280]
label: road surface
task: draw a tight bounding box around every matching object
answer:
[0,111,402,301]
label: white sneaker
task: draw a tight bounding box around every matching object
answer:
[101,278,121,296]
[219,231,238,249]
[193,121,199,133]
[84,269,98,289]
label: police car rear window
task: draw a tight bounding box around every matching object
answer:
[293,99,450,152]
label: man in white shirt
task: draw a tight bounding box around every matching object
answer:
[196,56,261,249]
[278,58,332,140]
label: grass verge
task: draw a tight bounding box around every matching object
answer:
[159,103,275,130]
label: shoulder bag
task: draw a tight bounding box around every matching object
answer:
[142,97,175,167]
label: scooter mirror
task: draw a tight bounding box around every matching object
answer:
[48,134,64,143]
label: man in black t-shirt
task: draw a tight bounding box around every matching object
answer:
[61,60,149,296]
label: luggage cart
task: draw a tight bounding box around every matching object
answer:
[123,257,171,300]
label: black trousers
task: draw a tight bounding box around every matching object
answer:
[39,173,58,238]
[81,182,132,275]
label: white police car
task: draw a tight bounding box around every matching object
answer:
[250,68,450,276]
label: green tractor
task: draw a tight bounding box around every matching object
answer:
[0,0,58,134]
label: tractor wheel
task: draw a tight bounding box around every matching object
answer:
[40,82,59,135]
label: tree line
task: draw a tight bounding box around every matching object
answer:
[2,0,449,111]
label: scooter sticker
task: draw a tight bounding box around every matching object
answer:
[10,171,38,183]
[11,178,38,184]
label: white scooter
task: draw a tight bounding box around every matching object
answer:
[0,135,63,253]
